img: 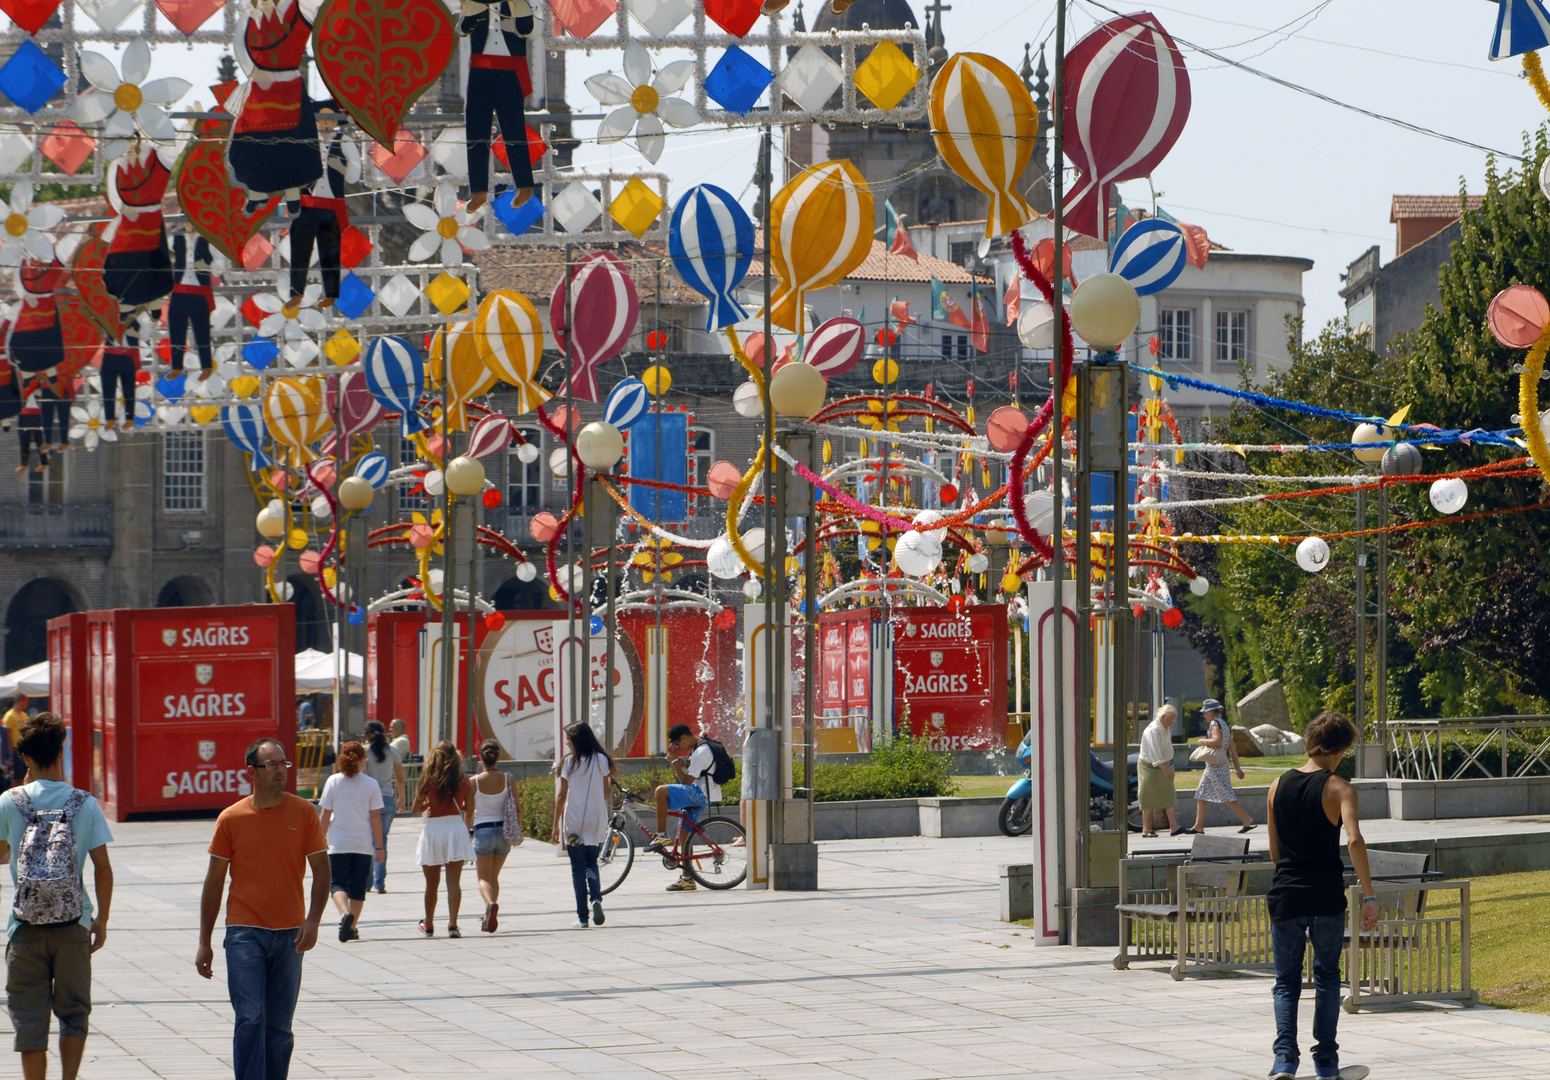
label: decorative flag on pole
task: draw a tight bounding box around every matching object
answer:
[884,199,919,261]
[971,285,990,353]
[1490,0,1550,59]
[932,278,972,329]
[1106,197,1135,260]
[1004,276,1020,326]
[1156,207,1211,268]
[889,298,916,328]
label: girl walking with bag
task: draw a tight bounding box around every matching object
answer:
[362,720,404,893]
[552,723,617,929]
[1192,699,1255,833]
[411,740,475,937]
[469,739,523,933]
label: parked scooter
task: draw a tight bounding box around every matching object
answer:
[998,731,1140,836]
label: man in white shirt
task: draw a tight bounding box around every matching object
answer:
[388,719,412,761]
[647,724,720,892]
[1138,704,1187,837]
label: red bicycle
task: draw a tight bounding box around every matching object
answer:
[597,787,748,893]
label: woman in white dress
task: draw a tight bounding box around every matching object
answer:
[411,740,475,937]
[1192,699,1255,833]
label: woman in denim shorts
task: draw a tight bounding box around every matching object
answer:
[469,740,519,932]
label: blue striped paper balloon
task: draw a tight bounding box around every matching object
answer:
[354,452,390,488]
[221,403,272,470]
[364,336,431,436]
[669,184,754,331]
[604,377,649,431]
[1107,218,1186,296]
[1491,0,1550,59]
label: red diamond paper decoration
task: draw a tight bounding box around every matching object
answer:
[339,225,373,269]
[241,231,273,270]
[493,125,549,169]
[548,0,615,37]
[368,127,426,184]
[705,0,759,37]
[38,120,94,175]
[157,339,172,363]
[156,0,223,35]
[1,0,64,35]
[241,295,266,328]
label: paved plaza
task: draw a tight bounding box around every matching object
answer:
[9,815,1550,1079]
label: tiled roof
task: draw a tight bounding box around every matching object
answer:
[746,236,991,284]
[470,241,709,307]
[1390,195,1483,221]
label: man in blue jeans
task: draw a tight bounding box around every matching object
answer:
[646,724,721,892]
[195,738,329,1080]
[1265,712,1378,1080]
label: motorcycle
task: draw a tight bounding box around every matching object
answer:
[998,731,1141,836]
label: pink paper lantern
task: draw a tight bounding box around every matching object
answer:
[706,460,743,499]
[270,469,289,491]
[409,523,436,549]
[529,511,560,544]
[253,545,275,568]
[298,549,322,574]
[1486,284,1550,349]
[985,406,1030,452]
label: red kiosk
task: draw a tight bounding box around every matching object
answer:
[46,613,91,788]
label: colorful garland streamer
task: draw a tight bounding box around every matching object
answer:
[1522,325,1550,484]
[724,326,770,580]
[1006,228,1068,563]
[1526,51,1550,114]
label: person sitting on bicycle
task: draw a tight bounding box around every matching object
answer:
[647,723,721,892]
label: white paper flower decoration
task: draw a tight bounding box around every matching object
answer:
[0,181,63,267]
[253,284,327,365]
[585,41,699,164]
[405,182,488,268]
[69,40,191,160]
[69,401,116,449]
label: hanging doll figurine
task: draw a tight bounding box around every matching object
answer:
[287,100,360,312]
[8,259,66,377]
[458,0,535,213]
[102,141,175,321]
[169,231,215,380]
[101,314,148,432]
[228,0,325,209]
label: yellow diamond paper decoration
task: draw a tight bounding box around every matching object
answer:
[190,405,220,424]
[230,375,261,399]
[324,328,360,367]
[610,177,667,238]
[854,40,921,111]
[426,272,471,315]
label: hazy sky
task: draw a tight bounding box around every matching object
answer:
[48,0,1543,333]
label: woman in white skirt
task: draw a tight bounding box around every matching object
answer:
[1192,699,1256,833]
[411,739,475,937]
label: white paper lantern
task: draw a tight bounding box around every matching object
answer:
[516,442,540,465]
[1188,575,1209,596]
[740,527,767,567]
[1429,477,1468,514]
[548,447,573,479]
[743,577,762,599]
[515,561,538,583]
[733,381,763,418]
[256,507,285,538]
[1295,536,1331,573]
[1351,423,1389,465]
[423,469,446,497]
[894,530,942,577]
[912,508,947,542]
[575,421,625,471]
[275,581,295,601]
[310,495,332,520]
[707,535,744,580]
[1016,301,1055,350]
[1023,490,1057,537]
[967,552,989,574]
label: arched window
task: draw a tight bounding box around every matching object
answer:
[287,574,332,653]
[4,579,77,671]
[156,576,216,608]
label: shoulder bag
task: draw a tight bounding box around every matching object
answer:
[500,775,524,845]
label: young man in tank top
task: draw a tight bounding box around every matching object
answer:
[1265,712,1378,1080]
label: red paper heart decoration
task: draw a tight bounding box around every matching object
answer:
[312,0,455,150]
[58,295,105,377]
[0,0,63,35]
[156,0,224,35]
[68,227,124,342]
[704,0,759,37]
[174,133,278,264]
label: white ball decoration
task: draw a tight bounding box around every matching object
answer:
[1351,423,1389,465]
[1429,477,1468,514]
[267,498,286,516]
[967,552,990,574]
[1016,301,1056,350]
[1188,575,1210,596]
[309,495,332,520]
[893,530,942,578]
[911,508,947,542]
[548,447,573,479]
[423,469,446,497]
[743,577,762,599]
[575,421,625,471]
[1023,490,1057,537]
[1295,536,1331,573]
[1068,272,1140,351]
[275,581,295,601]
[255,507,286,539]
[741,527,767,567]
[515,561,538,583]
[1540,156,1550,201]
[707,535,744,580]
[733,381,763,418]
[427,568,444,593]
[516,442,540,465]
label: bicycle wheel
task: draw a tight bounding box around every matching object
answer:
[597,827,634,895]
[683,817,748,890]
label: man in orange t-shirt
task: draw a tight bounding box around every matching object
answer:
[194,737,328,1080]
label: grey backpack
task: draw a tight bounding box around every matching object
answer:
[10,788,88,925]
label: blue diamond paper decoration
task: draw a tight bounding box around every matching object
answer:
[334,272,374,320]
[155,372,186,400]
[704,47,772,114]
[493,189,545,236]
[0,42,66,114]
[243,337,279,370]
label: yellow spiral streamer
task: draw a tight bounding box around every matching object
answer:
[724,327,770,580]
[1526,51,1550,113]
[1522,325,1550,484]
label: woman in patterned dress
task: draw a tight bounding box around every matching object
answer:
[1191,699,1256,833]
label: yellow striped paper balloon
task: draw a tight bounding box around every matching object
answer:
[766,160,873,332]
[429,321,498,431]
[262,376,332,460]
[929,53,1038,239]
[471,289,551,415]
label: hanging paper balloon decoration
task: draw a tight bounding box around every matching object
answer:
[1108,218,1187,296]
[803,316,865,376]
[1489,0,1550,59]
[928,53,1038,239]
[550,251,640,403]
[668,183,754,330]
[765,160,872,332]
[222,402,273,469]
[428,320,497,431]
[364,335,431,435]
[471,289,550,414]
[354,451,391,488]
[326,370,384,437]
[263,376,332,462]
[604,376,649,430]
[1061,12,1190,241]
[466,413,514,460]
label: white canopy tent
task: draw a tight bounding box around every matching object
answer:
[0,660,50,699]
[295,650,364,693]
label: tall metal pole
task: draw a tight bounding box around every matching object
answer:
[1048,0,1068,943]
[802,486,816,842]
[759,127,782,847]
[464,499,478,753]
[1354,488,1367,762]
[439,398,456,746]
[563,243,581,739]
[1376,484,1388,770]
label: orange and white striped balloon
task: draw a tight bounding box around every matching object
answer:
[472,288,551,415]
[429,320,498,431]
[766,160,873,332]
[929,53,1038,239]
[262,376,332,461]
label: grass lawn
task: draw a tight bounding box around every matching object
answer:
[1427,869,1550,1013]
[952,755,1310,799]
[951,775,1018,798]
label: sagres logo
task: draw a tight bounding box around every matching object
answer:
[930,651,944,668]
[162,629,178,647]
[534,626,553,655]
[198,740,216,762]
[195,664,214,686]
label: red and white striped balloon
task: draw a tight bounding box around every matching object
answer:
[803,316,865,376]
[1061,12,1191,241]
[550,251,640,403]
[467,413,514,460]
[325,371,384,438]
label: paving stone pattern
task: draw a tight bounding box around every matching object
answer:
[7,817,1550,1078]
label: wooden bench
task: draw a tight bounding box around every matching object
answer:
[1342,848,1477,1011]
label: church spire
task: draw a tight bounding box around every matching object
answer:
[1029,44,1052,213]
